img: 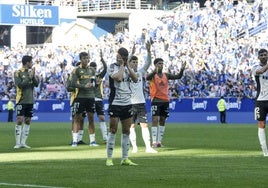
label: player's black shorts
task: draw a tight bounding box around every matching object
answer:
[16,104,34,117]
[132,103,148,124]
[108,104,133,120]
[95,100,105,116]
[255,100,268,121]
[73,98,95,115]
[70,105,86,118]
[151,101,169,118]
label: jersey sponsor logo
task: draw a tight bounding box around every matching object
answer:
[122,77,131,82]
[80,75,91,79]
[130,77,142,83]
[262,76,268,80]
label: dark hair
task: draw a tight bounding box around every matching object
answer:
[22,55,32,65]
[118,47,128,60]
[79,52,89,60]
[258,49,268,55]
[154,58,164,65]
[90,62,97,67]
[130,56,138,61]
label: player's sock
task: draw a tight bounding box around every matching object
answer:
[157,125,165,144]
[151,126,158,144]
[107,133,116,158]
[141,127,151,150]
[78,130,84,142]
[89,133,96,143]
[15,125,22,146]
[21,124,30,145]
[129,127,137,152]
[100,122,108,141]
[72,132,78,144]
[121,134,130,160]
[258,128,268,156]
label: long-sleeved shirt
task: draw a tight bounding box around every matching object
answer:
[14,68,39,104]
[70,65,96,98]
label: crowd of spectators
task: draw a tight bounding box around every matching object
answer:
[0,0,267,101]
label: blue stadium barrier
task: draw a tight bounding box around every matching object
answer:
[0,98,256,123]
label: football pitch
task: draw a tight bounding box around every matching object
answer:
[0,122,267,188]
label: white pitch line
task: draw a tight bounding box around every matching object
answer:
[0,182,68,188]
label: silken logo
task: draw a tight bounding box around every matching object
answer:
[12,5,52,18]
[192,99,207,110]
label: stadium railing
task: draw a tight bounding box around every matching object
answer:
[26,0,178,12]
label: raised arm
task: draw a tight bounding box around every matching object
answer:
[167,61,186,80]
[98,50,107,79]
[31,67,39,87]
[126,44,138,82]
[14,69,39,89]
[111,50,126,82]
[142,41,152,72]
[146,69,156,81]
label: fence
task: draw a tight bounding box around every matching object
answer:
[0,98,256,123]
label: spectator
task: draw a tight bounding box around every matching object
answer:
[7,96,15,122]
[217,96,227,124]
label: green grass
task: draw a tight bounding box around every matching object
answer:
[0,122,266,188]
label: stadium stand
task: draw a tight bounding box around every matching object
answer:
[0,0,267,102]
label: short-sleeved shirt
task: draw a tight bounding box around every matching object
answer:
[252,64,268,101]
[130,68,147,104]
[108,63,132,106]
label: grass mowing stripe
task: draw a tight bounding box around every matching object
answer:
[0,182,68,188]
[0,122,265,188]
